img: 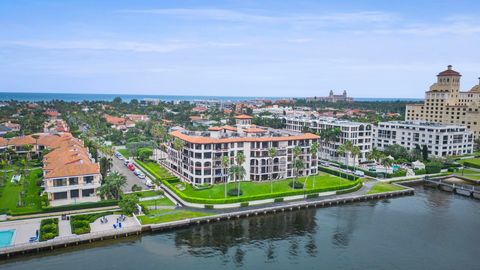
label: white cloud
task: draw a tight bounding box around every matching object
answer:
[2,40,245,52]
[120,8,396,25]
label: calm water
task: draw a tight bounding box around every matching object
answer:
[1,187,478,270]
[0,92,423,103]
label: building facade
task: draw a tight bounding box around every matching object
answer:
[406,65,480,140]
[373,121,474,157]
[307,90,353,103]
[285,116,372,165]
[0,133,101,206]
[166,115,320,185]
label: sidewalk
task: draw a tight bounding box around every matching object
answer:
[6,206,120,221]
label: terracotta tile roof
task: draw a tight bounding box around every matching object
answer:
[8,135,36,146]
[222,125,238,131]
[0,137,8,147]
[437,65,461,77]
[208,126,223,131]
[105,115,126,125]
[234,114,253,119]
[244,127,267,133]
[170,130,319,144]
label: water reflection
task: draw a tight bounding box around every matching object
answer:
[174,208,318,263]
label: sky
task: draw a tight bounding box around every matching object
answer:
[0,0,479,98]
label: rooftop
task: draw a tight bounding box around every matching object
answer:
[437,65,461,77]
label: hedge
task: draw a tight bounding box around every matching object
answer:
[9,200,119,216]
[70,211,114,235]
[463,161,480,169]
[318,166,360,180]
[306,193,319,199]
[274,198,284,202]
[328,161,377,177]
[240,202,249,207]
[39,218,59,241]
[161,176,361,205]
[336,181,364,194]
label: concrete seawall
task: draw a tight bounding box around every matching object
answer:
[0,187,414,259]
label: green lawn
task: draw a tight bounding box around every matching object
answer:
[140,196,176,207]
[458,168,480,180]
[117,149,130,158]
[135,159,174,179]
[138,209,211,224]
[177,173,353,200]
[458,158,480,166]
[132,190,162,198]
[367,182,405,194]
[0,168,43,215]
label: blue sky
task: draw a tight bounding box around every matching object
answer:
[0,0,479,98]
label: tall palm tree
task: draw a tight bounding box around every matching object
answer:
[350,145,361,171]
[98,171,127,200]
[151,124,167,160]
[268,147,277,193]
[173,138,185,171]
[292,145,304,190]
[307,142,319,190]
[222,155,230,198]
[234,152,246,196]
[31,134,40,157]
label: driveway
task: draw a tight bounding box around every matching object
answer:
[111,156,150,192]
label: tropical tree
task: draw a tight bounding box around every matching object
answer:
[23,144,33,162]
[268,147,277,193]
[151,124,168,159]
[222,155,230,198]
[366,148,383,163]
[234,152,246,196]
[173,138,185,169]
[307,142,319,190]
[98,171,127,200]
[292,145,304,190]
[119,194,139,215]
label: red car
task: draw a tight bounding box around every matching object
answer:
[127,163,135,171]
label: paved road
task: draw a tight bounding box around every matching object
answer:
[111,155,150,192]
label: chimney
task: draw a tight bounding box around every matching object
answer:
[447,65,452,70]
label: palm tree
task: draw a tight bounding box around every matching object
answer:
[307,142,319,190]
[319,127,341,160]
[173,138,185,171]
[222,155,230,198]
[151,124,167,160]
[23,144,33,161]
[381,156,393,178]
[350,145,361,171]
[268,147,277,193]
[292,145,304,190]
[31,134,40,157]
[234,152,246,196]
[98,171,127,200]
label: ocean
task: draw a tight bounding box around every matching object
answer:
[0,92,423,103]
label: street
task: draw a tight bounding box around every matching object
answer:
[111,155,150,192]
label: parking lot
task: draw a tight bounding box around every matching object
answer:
[111,154,151,192]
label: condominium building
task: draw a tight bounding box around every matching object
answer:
[406,65,480,140]
[285,116,372,165]
[373,121,474,157]
[1,133,101,206]
[166,115,320,185]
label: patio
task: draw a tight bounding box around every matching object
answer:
[90,214,140,233]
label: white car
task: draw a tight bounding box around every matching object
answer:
[137,173,146,179]
[145,179,154,187]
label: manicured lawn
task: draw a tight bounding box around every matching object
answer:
[117,149,130,158]
[136,159,174,179]
[132,190,162,198]
[177,173,352,200]
[140,196,176,207]
[458,168,480,180]
[367,182,405,194]
[458,158,480,166]
[0,168,43,215]
[138,209,211,224]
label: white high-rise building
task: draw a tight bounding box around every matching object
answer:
[285,116,373,165]
[373,121,474,157]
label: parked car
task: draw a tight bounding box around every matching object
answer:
[134,169,142,176]
[145,179,154,187]
[137,173,146,179]
[354,170,365,177]
[127,163,135,171]
[117,155,124,161]
[124,160,130,166]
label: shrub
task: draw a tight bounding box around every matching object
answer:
[227,188,242,196]
[426,161,443,174]
[318,166,360,180]
[39,218,58,241]
[204,204,214,209]
[40,232,56,241]
[414,169,426,175]
[119,194,139,215]
[131,184,142,192]
[464,161,480,169]
[240,202,249,207]
[288,181,304,189]
[447,167,457,172]
[386,169,407,178]
[274,198,284,202]
[73,227,90,235]
[306,193,319,199]
[140,204,150,215]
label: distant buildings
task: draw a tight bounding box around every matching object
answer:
[166,115,320,185]
[0,121,21,135]
[373,121,474,157]
[285,116,372,165]
[308,90,353,103]
[104,114,149,130]
[406,65,480,140]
